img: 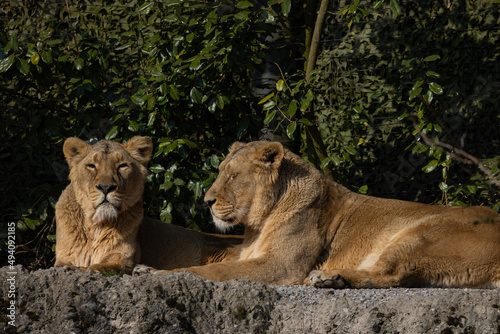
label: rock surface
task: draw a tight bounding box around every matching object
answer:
[1,265,500,333]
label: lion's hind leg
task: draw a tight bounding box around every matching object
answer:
[310,222,500,289]
[309,228,428,289]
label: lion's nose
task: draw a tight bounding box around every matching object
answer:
[96,184,117,195]
[205,198,216,208]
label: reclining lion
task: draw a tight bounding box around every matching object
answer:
[54,137,241,275]
[136,140,500,288]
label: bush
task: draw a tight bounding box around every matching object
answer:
[0,0,284,268]
[1,0,498,269]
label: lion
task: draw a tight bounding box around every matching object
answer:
[54,137,242,275]
[135,140,500,288]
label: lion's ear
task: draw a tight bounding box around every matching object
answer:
[228,141,245,153]
[124,136,153,167]
[254,142,284,173]
[63,137,90,169]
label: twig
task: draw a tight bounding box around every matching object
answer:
[416,126,500,188]
[65,0,71,21]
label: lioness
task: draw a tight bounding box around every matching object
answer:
[136,140,500,288]
[55,137,241,275]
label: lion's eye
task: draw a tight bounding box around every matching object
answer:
[118,163,128,170]
[228,173,237,181]
[87,164,96,170]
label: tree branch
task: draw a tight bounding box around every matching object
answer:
[305,0,329,81]
[416,127,500,188]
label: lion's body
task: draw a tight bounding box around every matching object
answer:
[153,141,500,288]
[139,217,242,270]
[55,137,242,275]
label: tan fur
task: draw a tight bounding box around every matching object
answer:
[149,141,500,288]
[55,137,242,275]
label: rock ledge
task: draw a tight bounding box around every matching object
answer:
[1,266,499,333]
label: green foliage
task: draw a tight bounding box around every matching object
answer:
[0,0,283,268]
[312,0,500,206]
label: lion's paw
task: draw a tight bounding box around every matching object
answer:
[309,270,348,289]
[132,264,156,276]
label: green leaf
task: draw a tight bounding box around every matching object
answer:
[276,79,285,91]
[390,0,401,16]
[426,70,440,78]
[75,58,84,70]
[0,55,15,73]
[17,221,27,232]
[128,120,139,132]
[429,82,443,95]
[189,56,202,70]
[320,157,331,169]
[423,90,433,104]
[439,182,449,192]
[137,2,153,12]
[262,100,275,111]
[190,87,203,104]
[398,112,409,120]
[150,164,165,173]
[358,185,368,194]
[286,100,298,118]
[298,118,314,126]
[47,234,56,242]
[467,185,477,194]
[147,112,156,127]
[373,0,384,9]
[164,0,182,7]
[236,1,254,9]
[23,218,40,231]
[210,155,220,168]
[417,104,424,119]
[216,95,225,109]
[258,92,274,104]
[160,203,173,223]
[424,55,441,62]
[41,50,52,64]
[345,146,357,155]
[17,58,30,75]
[177,138,197,148]
[169,85,180,100]
[147,96,156,110]
[281,0,291,17]
[286,122,297,139]
[422,160,439,173]
[131,94,146,105]
[331,155,341,166]
[234,11,249,20]
[105,126,119,140]
[412,79,424,90]
[264,109,276,125]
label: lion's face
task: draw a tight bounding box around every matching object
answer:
[63,136,153,224]
[204,141,284,231]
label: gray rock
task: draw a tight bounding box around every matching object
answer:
[1,265,500,333]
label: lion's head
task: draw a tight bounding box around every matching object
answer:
[63,136,153,224]
[204,141,285,231]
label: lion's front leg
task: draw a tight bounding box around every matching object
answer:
[88,251,136,275]
[135,259,303,285]
[132,264,159,276]
[308,269,404,289]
